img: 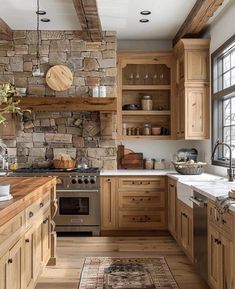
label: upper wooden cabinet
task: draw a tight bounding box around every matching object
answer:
[117,52,175,140]
[174,39,210,140]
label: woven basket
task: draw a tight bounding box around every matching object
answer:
[53,159,76,169]
[172,162,206,175]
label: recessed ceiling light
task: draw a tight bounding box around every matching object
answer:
[41,18,51,22]
[140,11,151,15]
[36,10,46,15]
[139,19,149,23]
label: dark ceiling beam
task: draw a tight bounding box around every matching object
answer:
[73,0,102,41]
[173,0,224,46]
[0,18,13,41]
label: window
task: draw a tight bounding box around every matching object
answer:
[212,35,235,166]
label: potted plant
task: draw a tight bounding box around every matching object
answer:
[0,83,27,123]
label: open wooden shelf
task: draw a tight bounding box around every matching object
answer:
[122,110,171,116]
[13,97,117,111]
[122,85,171,90]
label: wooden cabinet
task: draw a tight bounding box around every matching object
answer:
[0,113,16,139]
[41,210,51,266]
[117,52,175,140]
[24,228,34,289]
[208,201,235,289]
[177,200,193,260]
[100,177,117,230]
[167,177,177,239]
[174,39,210,139]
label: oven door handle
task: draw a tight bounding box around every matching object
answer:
[57,189,99,193]
[189,196,207,207]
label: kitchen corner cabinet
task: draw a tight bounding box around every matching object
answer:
[167,177,177,240]
[117,52,176,140]
[174,39,210,140]
[177,200,193,260]
[100,177,117,230]
[0,113,16,139]
[208,201,234,289]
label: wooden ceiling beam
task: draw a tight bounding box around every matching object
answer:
[0,18,13,41]
[73,0,103,41]
[173,0,224,46]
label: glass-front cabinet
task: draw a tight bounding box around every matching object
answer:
[117,52,175,140]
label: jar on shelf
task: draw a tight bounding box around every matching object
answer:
[144,158,154,170]
[141,95,153,111]
[142,123,151,135]
[154,158,166,170]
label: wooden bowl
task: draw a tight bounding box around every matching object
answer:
[53,159,76,169]
[151,127,161,135]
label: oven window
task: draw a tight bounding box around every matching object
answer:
[59,197,89,215]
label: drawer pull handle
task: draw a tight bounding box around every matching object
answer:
[43,218,49,224]
[40,202,44,208]
[25,239,30,243]
[132,198,136,201]
[140,198,143,201]
[222,219,227,224]
[29,211,34,218]
[8,259,13,264]
[170,184,174,188]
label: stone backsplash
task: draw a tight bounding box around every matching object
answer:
[0,30,117,97]
[3,111,117,169]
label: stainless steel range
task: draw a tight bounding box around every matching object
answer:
[12,167,100,236]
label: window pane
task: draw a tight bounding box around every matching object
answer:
[231,97,235,124]
[232,68,235,85]
[223,99,231,125]
[223,71,231,88]
[231,51,235,67]
[223,54,231,72]
[223,126,230,145]
[231,126,235,146]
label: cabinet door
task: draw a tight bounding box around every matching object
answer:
[208,225,220,289]
[24,228,35,289]
[7,238,24,289]
[186,86,209,139]
[0,113,16,139]
[168,178,177,239]
[186,50,209,81]
[100,177,117,230]
[0,251,8,289]
[34,224,42,279]
[41,210,51,266]
[176,86,185,139]
[220,235,234,289]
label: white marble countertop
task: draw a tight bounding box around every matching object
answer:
[100,169,176,176]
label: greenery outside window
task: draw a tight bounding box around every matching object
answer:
[212,35,235,166]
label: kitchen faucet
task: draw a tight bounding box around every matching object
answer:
[211,139,234,182]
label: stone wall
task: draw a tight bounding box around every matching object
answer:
[0,30,117,169]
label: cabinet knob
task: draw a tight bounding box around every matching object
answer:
[8,258,13,264]
[43,217,49,224]
[222,219,227,224]
[170,184,174,188]
[40,202,44,208]
[25,238,30,243]
[132,198,136,201]
[107,179,111,182]
[29,211,34,218]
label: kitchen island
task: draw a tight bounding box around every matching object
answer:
[0,177,57,289]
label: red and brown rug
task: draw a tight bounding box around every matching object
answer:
[79,257,179,289]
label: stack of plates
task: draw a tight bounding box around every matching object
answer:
[0,184,12,201]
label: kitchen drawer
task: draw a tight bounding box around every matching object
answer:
[118,177,166,190]
[119,191,165,210]
[208,201,234,238]
[0,212,24,247]
[25,192,50,226]
[119,211,166,229]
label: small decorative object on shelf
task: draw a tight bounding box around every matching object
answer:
[141,95,153,110]
[0,83,29,123]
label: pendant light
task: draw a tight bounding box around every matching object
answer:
[32,0,46,77]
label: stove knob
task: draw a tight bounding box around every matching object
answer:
[84,178,89,184]
[71,179,77,184]
[77,179,83,184]
[90,178,96,184]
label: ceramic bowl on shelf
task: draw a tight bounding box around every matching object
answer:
[151,127,161,135]
[122,104,140,110]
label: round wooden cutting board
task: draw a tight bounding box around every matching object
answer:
[46,65,73,91]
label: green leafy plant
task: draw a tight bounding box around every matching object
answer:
[0,83,29,123]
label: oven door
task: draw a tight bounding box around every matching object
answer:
[55,190,100,226]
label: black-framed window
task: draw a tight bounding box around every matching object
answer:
[212,35,235,166]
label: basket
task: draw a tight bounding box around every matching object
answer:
[53,159,76,169]
[172,162,206,175]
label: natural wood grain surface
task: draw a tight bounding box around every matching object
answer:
[46,65,73,92]
[0,177,56,226]
[0,17,13,41]
[36,236,209,289]
[13,97,117,111]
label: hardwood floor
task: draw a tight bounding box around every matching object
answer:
[36,235,210,289]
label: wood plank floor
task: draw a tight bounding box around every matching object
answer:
[36,236,210,289]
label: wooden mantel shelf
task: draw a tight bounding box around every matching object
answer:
[13,97,117,111]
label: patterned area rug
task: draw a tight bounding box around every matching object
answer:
[78,257,179,289]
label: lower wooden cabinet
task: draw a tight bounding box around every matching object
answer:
[100,176,167,232]
[24,228,34,289]
[177,200,193,260]
[167,177,177,239]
